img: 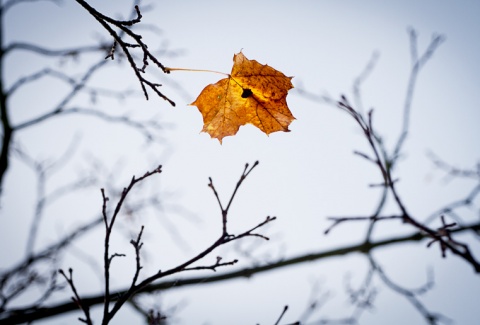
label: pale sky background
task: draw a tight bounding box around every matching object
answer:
[2,0,480,324]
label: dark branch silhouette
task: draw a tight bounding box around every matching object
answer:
[74,0,175,105]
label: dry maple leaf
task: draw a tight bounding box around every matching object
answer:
[190,52,295,143]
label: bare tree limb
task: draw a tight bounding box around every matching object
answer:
[392,29,445,161]
[6,67,137,100]
[74,0,175,105]
[58,268,93,325]
[3,42,110,58]
[368,255,450,325]
[2,222,478,324]
[13,59,107,130]
[1,0,61,13]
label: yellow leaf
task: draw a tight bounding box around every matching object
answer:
[190,52,295,143]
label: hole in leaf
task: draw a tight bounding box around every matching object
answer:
[241,88,253,98]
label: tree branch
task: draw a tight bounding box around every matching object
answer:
[3,222,478,324]
[74,0,175,105]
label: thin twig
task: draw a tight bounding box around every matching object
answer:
[58,268,93,325]
[74,0,175,105]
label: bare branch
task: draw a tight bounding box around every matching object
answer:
[99,165,162,324]
[12,136,93,258]
[13,59,108,130]
[129,226,145,287]
[58,268,93,325]
[4,222,478,324]
[1,0,61,13]
[352,51,380,114]
[274,305,300,325]
[183,256,238,272]
[7,67,137,101]
[74,0,175,105]
[392,29,445,161]
[324,215,402,235]
[96,162,271,323]
[424,184,480,226]
[427,151,480,181]
[369,255,450,325]
[208,161,260,236]
[3,42,110,58]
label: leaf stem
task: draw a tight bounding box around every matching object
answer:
[165,67,228,76]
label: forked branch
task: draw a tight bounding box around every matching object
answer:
[58,162,274,324]
[74,0,175,105]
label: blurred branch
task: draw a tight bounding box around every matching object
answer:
[127,299,167,325]
[1,0,61,13]
[12,135,97,257]
[13,59,107,130]
[352,51,380,114]
[0,23,12,192]
[1,216,102,282]
[3,42,110,58]
[21,106,165,142]
[324,215,402,235]
[310,255,444,325]
[427,151,480,181]
[3,221,478,324]
[342,266,377,323]
[349,51,387,243]
[0,216,102,313]
[9,63,165,142]
[0,147,105,309]
[6,67,137,100]
[298,281,330,324]
[392,29,445,161]
[424,183,480,226]
[368,255,450,325]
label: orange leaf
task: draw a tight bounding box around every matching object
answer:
[190,52,295,143]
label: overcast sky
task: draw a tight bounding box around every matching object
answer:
[2,1,480,324]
